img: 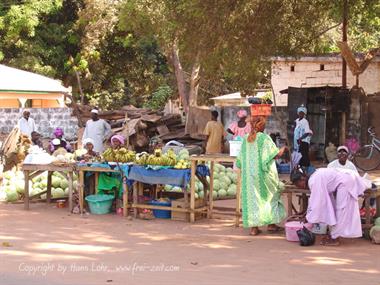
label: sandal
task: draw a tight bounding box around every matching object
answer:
[250,228,261,236]
[320,237,340,246]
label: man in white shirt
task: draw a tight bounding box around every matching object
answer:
[18,110,37,137]
[82,109,112,153]
[327,146,359,175]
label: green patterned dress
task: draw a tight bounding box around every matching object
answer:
[236,132,286,228]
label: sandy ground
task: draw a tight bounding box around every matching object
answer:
[1,201,379,285]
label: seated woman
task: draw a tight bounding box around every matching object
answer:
[110,134,125,150]
[96,134,126,200]
[76,138,99,162]
[291,167,371,246]
[49,128,72,153]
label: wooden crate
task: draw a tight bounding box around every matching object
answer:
[171,198,204,222]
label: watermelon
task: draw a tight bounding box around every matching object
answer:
[164,185,173,191]
[6,191,19,202]
[218,189,227,198]
[212,191,218,200]
[52,188,65,198]
[227,184,237,196]
[60,179,68,189]
[15,181,25,194]
[220,176,232,187]
[52,177,61,188]
[194,193,199,199]
[213,180,221,191]
[198,191,204,199]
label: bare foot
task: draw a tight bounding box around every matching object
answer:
[250,227,261,236]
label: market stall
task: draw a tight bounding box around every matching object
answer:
[22,163,75,211]
[188,154,241,225]
[76,163,131,216]
[128,164,210,222]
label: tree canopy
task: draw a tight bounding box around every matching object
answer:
[0,0,379,109]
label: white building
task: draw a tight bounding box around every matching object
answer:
[271,54,380,106]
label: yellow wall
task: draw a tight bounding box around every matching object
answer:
[0,99,20,108]
[32,99,60,108]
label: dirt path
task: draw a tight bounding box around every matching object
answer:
[0,203,379,285]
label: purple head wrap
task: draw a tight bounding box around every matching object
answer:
[54,127,64,138]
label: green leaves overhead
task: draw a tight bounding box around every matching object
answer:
[0,0,379,109]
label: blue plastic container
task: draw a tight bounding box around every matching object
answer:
[85,194,114,214]
[149,200,171,219]
[277,163,291,174]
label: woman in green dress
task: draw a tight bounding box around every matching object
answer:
[237,116,287,236]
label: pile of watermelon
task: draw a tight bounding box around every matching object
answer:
[163,163,238,200]
[0,170,78,202]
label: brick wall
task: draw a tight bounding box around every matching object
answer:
[0,108,78,140]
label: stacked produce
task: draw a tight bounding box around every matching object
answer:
[102,147,136,163]
[210,163,238,199]
[163,163,238,200]
[0,170,78,202]
[135,149,176,166]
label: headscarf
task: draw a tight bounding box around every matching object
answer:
[82,138,95,147]
[53,127,64,138]
[111,135,125,146]
[52,138,61,146]
[237,109,248,119]
[91,109,99,114]
[297,105,307,115]
[247,116,266,143]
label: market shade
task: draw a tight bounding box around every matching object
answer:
[0,64,70,94]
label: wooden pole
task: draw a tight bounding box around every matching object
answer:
[341,0,348,144]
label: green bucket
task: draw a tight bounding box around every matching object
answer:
[85,194,114,214]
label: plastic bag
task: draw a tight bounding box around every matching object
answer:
[296,226,316,246]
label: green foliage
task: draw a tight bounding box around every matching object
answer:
[143,85,172,110]
[0,0,379,108]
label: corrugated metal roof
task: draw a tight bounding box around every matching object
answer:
[0,64,70,94]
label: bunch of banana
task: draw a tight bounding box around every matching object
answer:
[102,147,136,163]
[102,148,115,162]
[135,152,149,165]
[135,148,177,166]
[114,147,136,163]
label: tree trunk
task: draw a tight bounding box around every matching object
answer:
[171,41,189,112]
[189,53,201,107]
[75,70,85,105]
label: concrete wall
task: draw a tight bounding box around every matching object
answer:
[271,58,380,106]
[0,108,78,140]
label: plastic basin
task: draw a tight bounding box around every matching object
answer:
[85,194,114,214]
[285,221,313,242]
[149,200,171,219]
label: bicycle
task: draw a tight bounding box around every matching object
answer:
[353,127,380,171]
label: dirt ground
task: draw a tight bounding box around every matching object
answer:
[0,201,379,285]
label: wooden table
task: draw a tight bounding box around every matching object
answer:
[22,163,75,211]
[189,154,241,226]
[76,165,129,216]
